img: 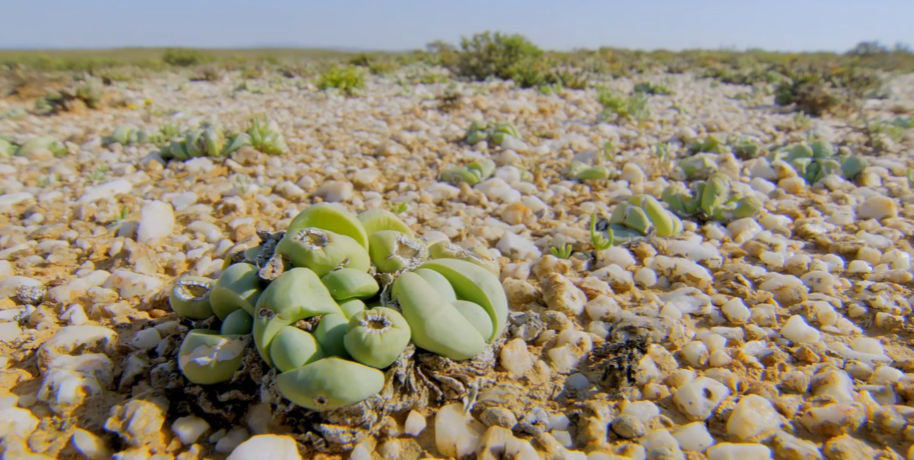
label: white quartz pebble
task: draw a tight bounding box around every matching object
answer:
[674,377,730,421]
[226,434,302,460]
[435,403,485,459]
[172,415,210,445]
[671,422,714,452]
[137,200,175,244]
[707,443,772,460]
[727,395,783,441]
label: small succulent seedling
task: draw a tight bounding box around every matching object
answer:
[590,213,614,250]
[108,205,131,231]
[654,142,674,173]
[0,137,14,157]
[564,160,610,181]
[465,120,521,147]
[439,158,497,185]
[549,243,574,259]
[634,82,671,95]
[662,173,763,222]
[388,201,408,214]
[606,195,684,243]
[104,124,148,146]
[15,136,68,158]
[730,137,761,160]
[677,154,718,180]
[793,112,812,130]
[768,138,867,184]
[687,135,727,155]
[598,88,651,124]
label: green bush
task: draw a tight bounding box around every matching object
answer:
[162,48,208,67]
[317,65,365,96]
[452,31,543,82]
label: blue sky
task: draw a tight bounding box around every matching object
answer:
[2,0,912,52]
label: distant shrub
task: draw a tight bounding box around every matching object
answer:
[774,65,882,116]
[162,48,208,67]
[317,65,365,96]
[452,31,543,82]
[597,88,650,123]
[633,81,671,95]
[191,65,223,82]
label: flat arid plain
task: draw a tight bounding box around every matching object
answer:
[2,36,914,460]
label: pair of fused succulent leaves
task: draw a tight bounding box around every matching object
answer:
[439,158,497,185]
[564,160,611,181]
[440,158,534,186]
[169,203,507,412]
[768,139,867,185]
[0,135,67,158]
[603,194,684,242]
[465,120,520,147]
[690,134,763,160]
[661,173,764,223]
[161,117,289,160]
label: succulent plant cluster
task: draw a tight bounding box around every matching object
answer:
[168,204,507,411]
[465,120,520,146]
[160,117,289,160]
[604,194,684,241]
[564,159,610,181]
[439,158,497,185]
[0,135,67,158]
[101,116,289,161]
[103,124,148,146]
[662,173,764,223]
[769,139,867,184]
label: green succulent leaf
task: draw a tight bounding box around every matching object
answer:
[276,357,384,411]
[344,307,411,369]
[168,276,214,320]
[178,330,249,385]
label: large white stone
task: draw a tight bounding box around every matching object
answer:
[436,403,485,459]
[172,415,210,445]
[674,377,730,421]
[727,395,784,441]
[137,200,175,244]
[226,434,302,460]
[37,353,114,413]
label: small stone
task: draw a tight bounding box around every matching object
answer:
[500,339,533,375]
[436,403,485,459]
[226,434,302,460]
[542,274,587,316]
[0,407,39,440]
[172,415,210,445]
[503,278,541,309]
[707,443,772,460]
[858,196,898,220]
[771,430,822,460]
[215,427,251,454]
[673,377,730,421]
[822,434,875,460]
[671,422,714,452]
[727,395,784,441]
[315,180,354,202]
[480,408,518,429]
[104,399,166,448]
[70,428,114,460]
[404,410,427,436]
[611,415,645,439]
[0,322,22,343]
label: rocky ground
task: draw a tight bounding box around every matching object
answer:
[1,67,914,460]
